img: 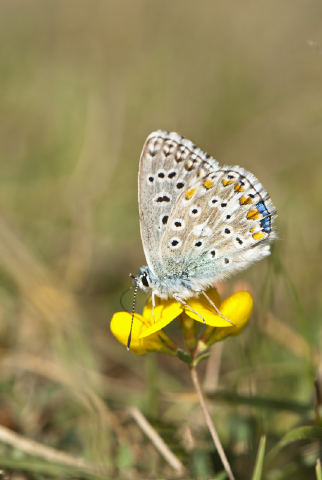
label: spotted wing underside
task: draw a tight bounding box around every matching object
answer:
[138,131,219,274]
[160,165,277,288]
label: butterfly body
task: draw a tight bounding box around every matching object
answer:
[135,265,194,300]
[134,131,276,302]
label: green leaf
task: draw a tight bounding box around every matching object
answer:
[251,436,266,480]
[316,458,322,480]
[267,426,322,463]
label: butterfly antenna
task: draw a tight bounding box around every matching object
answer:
[127,282,138,351]
[201,291,234,325]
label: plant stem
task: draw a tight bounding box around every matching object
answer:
[190,366,235,480]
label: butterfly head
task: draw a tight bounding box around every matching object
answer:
[132,266,153,293]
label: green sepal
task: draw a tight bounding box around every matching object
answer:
[176,348,192,364]
[193,352,210,367]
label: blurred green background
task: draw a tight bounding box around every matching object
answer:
[0,1,322,479]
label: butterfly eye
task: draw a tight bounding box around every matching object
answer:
[141,274,149,288]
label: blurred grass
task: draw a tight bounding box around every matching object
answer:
[0,0,322,478]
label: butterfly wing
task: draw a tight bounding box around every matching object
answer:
[138,131,219,275]
[160,164,276,291]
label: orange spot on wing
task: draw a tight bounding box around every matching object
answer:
[235,183,244,192]
[247,208,260,220]
[203,179,213,189]
[185,188,197,200]
[240,196,252,205]
[253,232,265,241]
[222,179,234,187]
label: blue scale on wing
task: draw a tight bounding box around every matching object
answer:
[256,201,271,233]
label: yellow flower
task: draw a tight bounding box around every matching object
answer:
[110,297,180,354]
[198,289,254,348]
[110,287,253,354]
[139,288,233,340]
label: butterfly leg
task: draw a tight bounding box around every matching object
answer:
[173,295,206,323]
[201,291,234,326]
[152,290,156,323]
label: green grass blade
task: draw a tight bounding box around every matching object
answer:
[316,459,322,480]
[207,390,310,413]
[267,426,322,463]
[251,436,266,480]
[0,457,103,479]
[213,472,228,480]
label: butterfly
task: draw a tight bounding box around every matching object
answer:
[129,130,276,347]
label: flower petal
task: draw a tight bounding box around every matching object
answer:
[219,291,253,335]
[110,312,148,353]
[139,300,183,338]
[202,291,253,345]
[110,311,177,354]
[185,288,232,327]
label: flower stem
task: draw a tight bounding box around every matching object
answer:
[190,366,235,480]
